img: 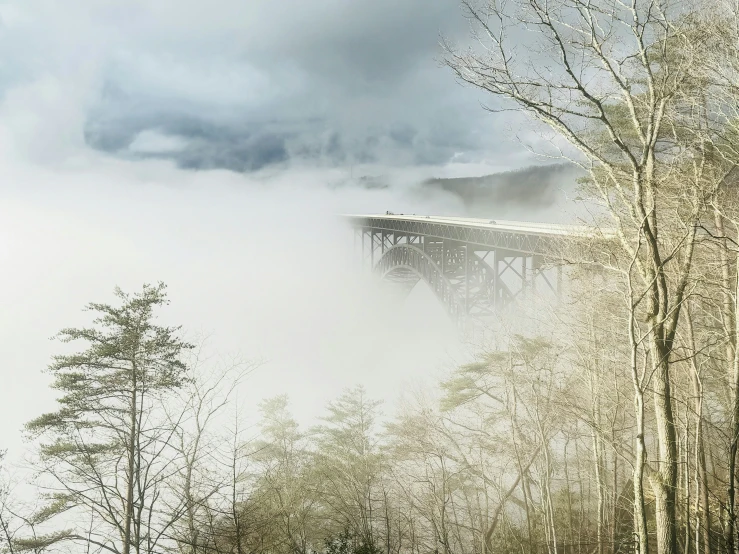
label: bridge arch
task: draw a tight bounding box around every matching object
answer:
[350,214,591,324]
[374,244,467,322]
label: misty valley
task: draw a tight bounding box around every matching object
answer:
[2,1,739,554]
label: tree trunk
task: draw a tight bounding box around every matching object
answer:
[593,429,605,554]
[635,387,650,554]
[685,426,691,554]
[729,250,739,554]
[563,437,575,554]
[652,348,679,554]
[613,447,619,554]
[123,362,138,554]
[687,307,712,554]
[714,210,738,554]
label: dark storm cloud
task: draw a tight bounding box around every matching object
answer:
[258,1,461,88]
[86,113,294,171]
[75,0,522,172]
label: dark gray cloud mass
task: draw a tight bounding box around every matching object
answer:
[63,0,526,172]
[0,0,548,177]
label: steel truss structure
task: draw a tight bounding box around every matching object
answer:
[346,214,579,325]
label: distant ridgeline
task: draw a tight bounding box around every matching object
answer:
[420,163,583,216]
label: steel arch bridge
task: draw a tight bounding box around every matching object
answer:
[346,214,604,325]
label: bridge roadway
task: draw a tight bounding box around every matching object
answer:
[346,213,604,325]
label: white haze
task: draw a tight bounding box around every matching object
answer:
[0,3,583,471]
[0,159,470,458]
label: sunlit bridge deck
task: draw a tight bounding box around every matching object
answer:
[345,213,606,325]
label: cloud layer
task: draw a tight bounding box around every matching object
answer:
[0,0,542,173]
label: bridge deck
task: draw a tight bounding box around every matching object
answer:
[345,214,610,255]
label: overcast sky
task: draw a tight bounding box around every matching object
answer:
[0,0,575,464]
[0,0,545,173]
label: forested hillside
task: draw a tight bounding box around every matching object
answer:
[419,164,582,216]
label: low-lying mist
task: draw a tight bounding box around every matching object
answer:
[0,71,584,466]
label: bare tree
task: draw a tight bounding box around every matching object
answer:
[22,284,194,554]
[0,451,16,554]
[168,347,259,554]
[442,2,730,553]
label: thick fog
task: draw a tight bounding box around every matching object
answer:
[0,160,471,455]
[3,5,733,554]
[0,1,580,464]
